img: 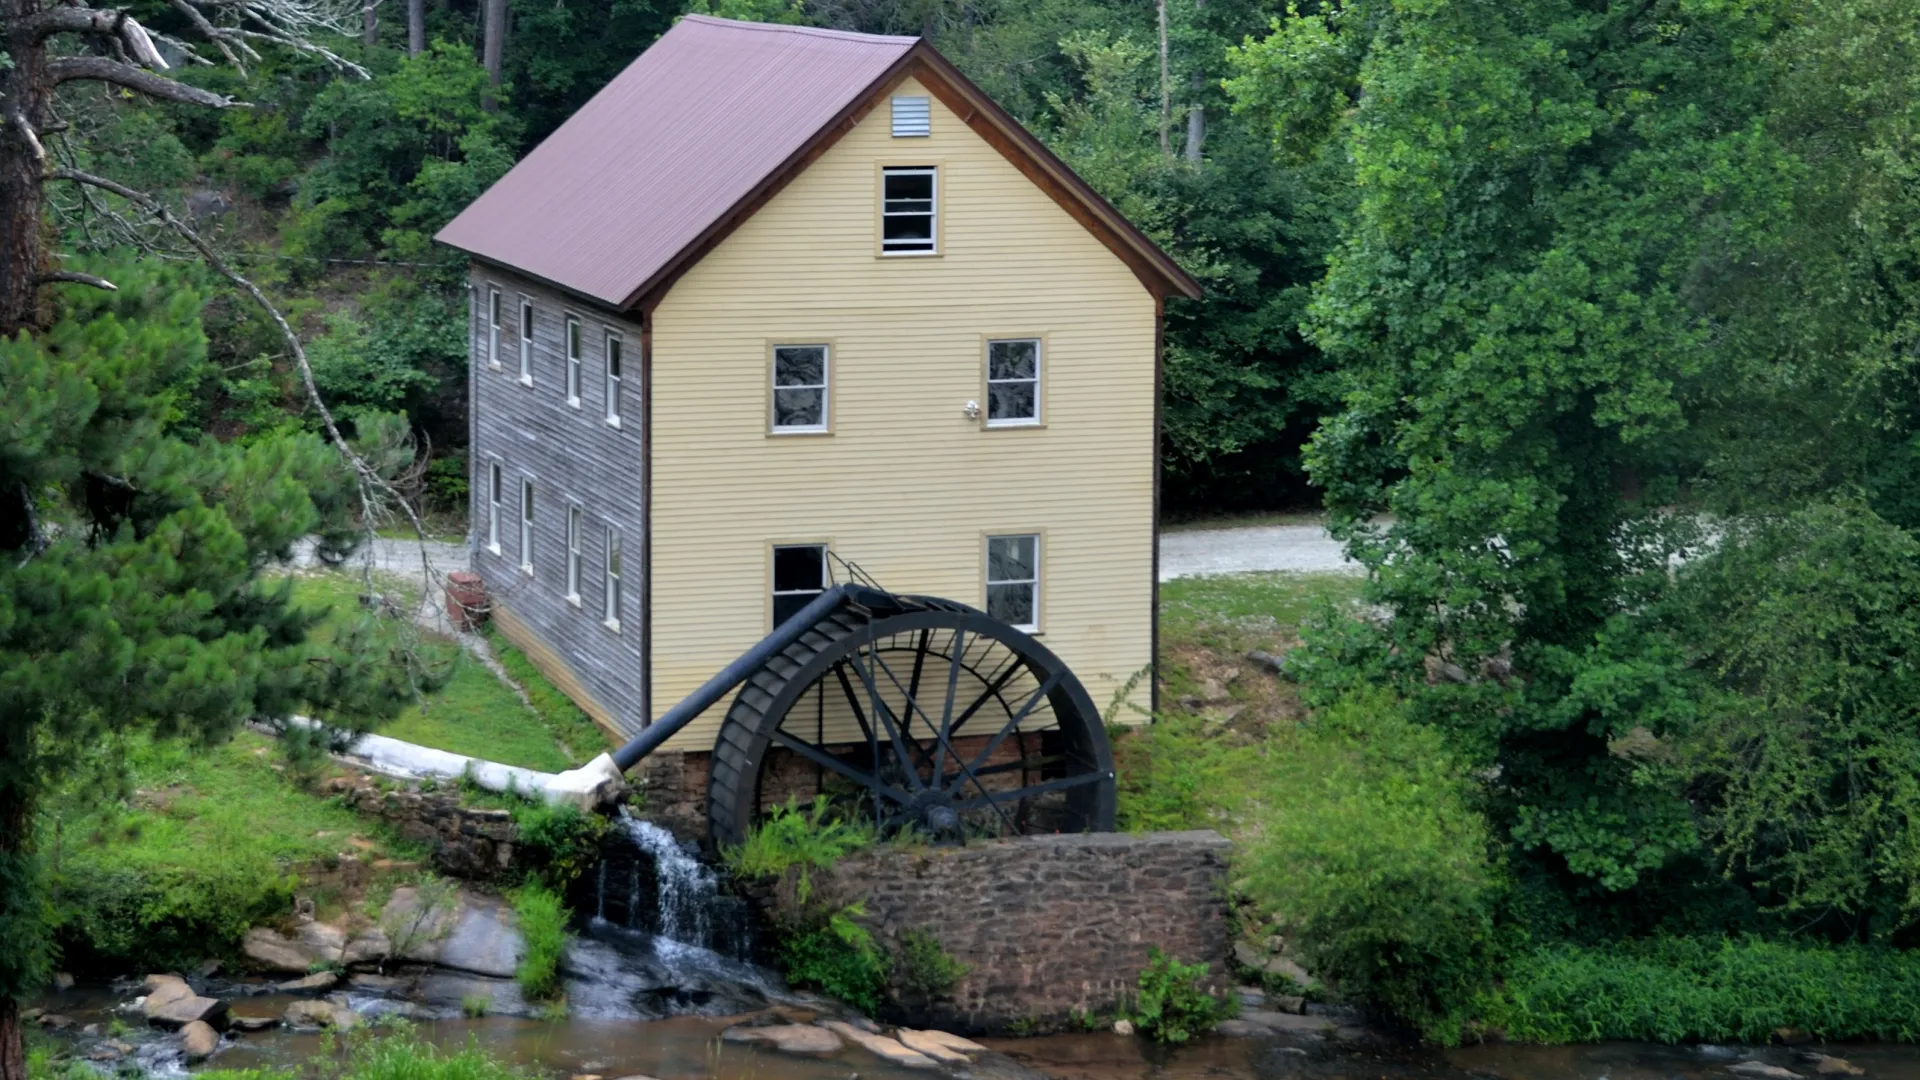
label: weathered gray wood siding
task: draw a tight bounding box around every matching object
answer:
[467,262,647,738]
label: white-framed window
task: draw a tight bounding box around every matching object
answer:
[604,525,622,630]
[891,95,931,137]
[486,461,501,552]
[518,298,534,383]
[881,167,937,254]
[986,534,1039,630]
[565,315,582,406]
[486,287,501,369]
[519,479,535,575]
[772,543,827,628]
[605,333,623,426]
[986,339,1040,426]
[771,345,829,433]
[565,505,583,602]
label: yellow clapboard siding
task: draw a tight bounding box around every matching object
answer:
[649,77,1156,749]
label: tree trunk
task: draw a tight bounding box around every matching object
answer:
[407,0,425,56]
[362,0,377,45]
[1156,0,1171,157]
[0,0,51,337]
[0,998,22,1080]
[481,0,506,105]
[1183,74,1205,162]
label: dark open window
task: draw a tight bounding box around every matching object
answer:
[772,544,827,627]
[881,167,937,254]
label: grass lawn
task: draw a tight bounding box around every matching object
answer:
[1160,571,1365,655]
[285,571,612,773]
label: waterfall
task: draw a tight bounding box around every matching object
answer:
[587,810,755,962]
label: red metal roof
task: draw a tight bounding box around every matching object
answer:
[436,16,917,309]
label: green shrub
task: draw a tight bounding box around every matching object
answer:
[779,903,889,1014]
[1474,937,1920,1044]
[508,801,608,889]
[1235,690,1498,1043]
[460,993,491,1018]
[511,884,570,1000]
[1130,947,1231,1043]
[895,928,970,999]
[1113,711,1263,832]
[722,796,874,902]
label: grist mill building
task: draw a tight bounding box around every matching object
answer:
[436,14,1200,763]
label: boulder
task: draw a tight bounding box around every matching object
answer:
[285,1000,360,1030]
[51,973,74,991]
[230,1014,280,1033]
[143,974,189,996]
[1730,1064,1801,1080]
[277,971,340,993]
[724,1025,843,1056]
[822,1022,939,1069]
[180,1020,220,1062]
[383,888,521,978]
[1273,995,1307,1014]
[244,925,341,973]
[35,1014,74,1031]
[1112,1019,1135,1036]
[898,1030,986,1057]
[148,994,227,1029]
[894,1031,971,1065]
[1808,1057,1865,1078]
[86,1042,130,1062]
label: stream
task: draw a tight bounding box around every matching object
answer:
[27,818,1920,1080]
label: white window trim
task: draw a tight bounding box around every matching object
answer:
[771,542,829,628]
[986,338,1042,427]
[770,344,830,434]
[985,533,1041,631]
[603,524,623,632]
[518,298,534,384]
[519,478,535,576]
[605,331,623,428]
[486,461,502,554]
[880,166,938,256]
[564,314,582,407]
[565,504,583,605]
[486,287,502,370]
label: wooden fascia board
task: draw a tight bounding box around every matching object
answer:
[906,46,1203,303]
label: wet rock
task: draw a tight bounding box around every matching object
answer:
[51,972,74,991]
[1112,1019,1134,1036]
[350,973,404,992]
[277,971,341,993]
[771,1006,820,1025]
[823,1022,938,1069]
[1273,995,1307,1014]
[80,1025,99,1037]
[19,1009,42,1023]
[180,1020,220,1062]
[894,1031,970,1065]
[899,1030,985,1057]
[417,971,527,1019]
[35,1013,75,1031]
[146,984,228,1030]
[724,1025,842,1056]
[570,1074,603,1080]
[1216,1019,1269,1037]
[230,1014,280,1032]
[1237,986,1265,1008]
[285,1000,360,1030]
[87,1041,132,1062]
[1730,1064,1801,1080]
[1246,649,1289,675]
[1807,1057,1864,1077]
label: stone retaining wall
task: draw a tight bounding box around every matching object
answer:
[769,830,1233,1032]
[326,775,527,880]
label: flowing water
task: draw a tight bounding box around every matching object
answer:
[28,820,1920,1080]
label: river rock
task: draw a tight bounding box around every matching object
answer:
[1730,1064,1801,1080]
[285,1000,360,1030]
[51,972,74,991]
[382,887,521,978]
[899,1030,986,1057]
[86,1041,132,1062]
[230,1014,280,1033]
[725,1025,842,1056]
[1112,1019,1134,1036]
[180,1020,220,1062]
[894,1031,971,1064]
[143,978,226,1029]
[823,1022,939,1069]
[35,1013,74,1031]
[1808,1057,1864,1077]
[277,971,341,993]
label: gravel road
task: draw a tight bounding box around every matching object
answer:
[1160,524,1358,581]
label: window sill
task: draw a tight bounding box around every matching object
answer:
[518,375,533,388]
[984,419,1044,430]
[769,428,832,437]
[520,564,534,577]
[603,618,622,634]
[566,397,582,410]
[605,416,622,430]
[488,362,502,372]
[566,593,582,609]
[487,543,502,556]
[878,250,941,258]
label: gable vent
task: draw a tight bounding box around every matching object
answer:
[891,95,931,137]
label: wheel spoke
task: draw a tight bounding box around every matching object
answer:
[769,728,912,806]
[952,769,1108,814]
[846,645,926,791]
[965,671,1062,775]
[944,658,1027,740]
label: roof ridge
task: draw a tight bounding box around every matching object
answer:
[676,14,919,46]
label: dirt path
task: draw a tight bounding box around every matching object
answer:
[1159,524,1359,580]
